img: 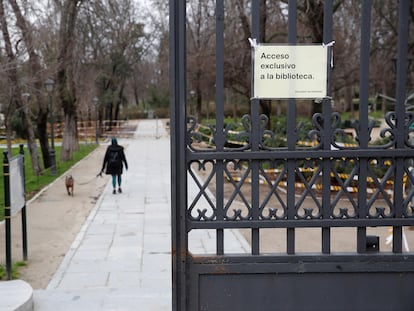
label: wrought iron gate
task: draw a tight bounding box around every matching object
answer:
[170,1,414,310]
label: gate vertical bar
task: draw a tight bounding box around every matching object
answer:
[357,0,371,253]
[286,0,297,254]
[170,0,187,309]
[321,0,333,254]
[393,0,410,253]
[215,0,225,255]
[251,0,260,255]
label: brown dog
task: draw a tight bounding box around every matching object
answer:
[65,175,74,196]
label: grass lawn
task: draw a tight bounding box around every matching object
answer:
[0,143,99,221]
[0,261,26,280]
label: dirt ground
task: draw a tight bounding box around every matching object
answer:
[0,145,110,289]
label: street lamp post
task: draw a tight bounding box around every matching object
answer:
[93,96,99,144]
[44,78,57,175]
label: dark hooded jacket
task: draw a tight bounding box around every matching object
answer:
[102,138,128,175]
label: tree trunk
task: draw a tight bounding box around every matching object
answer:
[345,85,354,119]
[57,0,82,161]
[195,70,202,121]
[0,0,42,175]
[196,91,202,121]
[260,0,267,42]
[115,99,120,122]
[107,103,114,130]
[381,81,387,116]
[4,99,12,155]
[61,113,77,161]
[114,81,126,121]
[37,115,51,168]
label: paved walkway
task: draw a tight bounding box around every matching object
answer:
[32,119,249,311]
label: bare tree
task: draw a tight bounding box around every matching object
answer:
[138,1,171,113]
[223,0,288,120]
[0,0,42,175]
[8,0,52,169]
[371,1,414,114]
[56,0,84,161]
[186,0,215,120]
[78,0,147,127]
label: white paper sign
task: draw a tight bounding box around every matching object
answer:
[10,155,25,216]
[253,45,328,99]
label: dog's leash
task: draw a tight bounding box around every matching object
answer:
[76,172,103,186]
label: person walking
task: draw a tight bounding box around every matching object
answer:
[101,137,128,194]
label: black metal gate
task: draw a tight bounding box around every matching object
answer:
[170,1,414,310]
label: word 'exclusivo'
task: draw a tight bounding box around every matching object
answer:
[260,62,296,69]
